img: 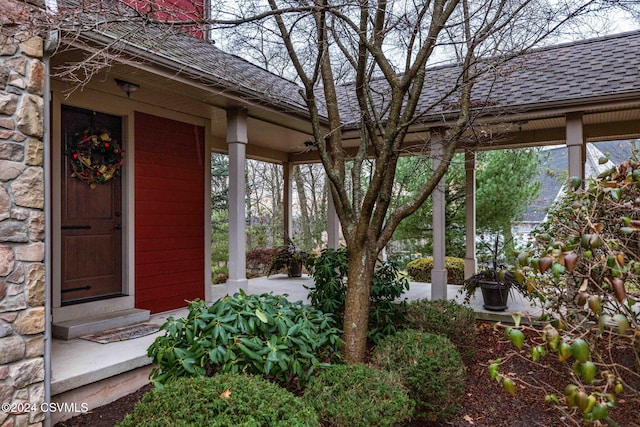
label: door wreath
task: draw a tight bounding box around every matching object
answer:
[67,129,124,189]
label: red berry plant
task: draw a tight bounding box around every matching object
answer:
[491,152,640,426]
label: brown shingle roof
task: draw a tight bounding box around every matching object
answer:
[333,31,640,126]
[68,3,640,126]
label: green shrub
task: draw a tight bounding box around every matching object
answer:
[403,299,476,360]
[406,256,465,285]
[304,364,415,427]
[117,374,319,427]
[147,292,343,389]
[307,248,349,319]
[307,248,410,343]
[371,330,465,423]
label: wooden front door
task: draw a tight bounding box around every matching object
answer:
[60,106,124,305]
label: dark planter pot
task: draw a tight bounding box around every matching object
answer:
[479,280,511,311]
[288,259,303,277]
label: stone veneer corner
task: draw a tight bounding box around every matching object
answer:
[0,22,47,427]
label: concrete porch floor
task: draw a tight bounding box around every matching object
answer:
[50,274,540,423]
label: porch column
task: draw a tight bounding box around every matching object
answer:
[431,136,448,300]
[566,112,585,182]
[327,186,340,249]
[464,150,477,279]
[283,162,293,243]
[226,109,248,292]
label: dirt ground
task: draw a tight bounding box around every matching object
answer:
[55,321,639,427]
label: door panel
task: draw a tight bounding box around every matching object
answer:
[61,105,123,304]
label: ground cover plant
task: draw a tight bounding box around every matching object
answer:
[117,374,319,427]
[147,292,342,389]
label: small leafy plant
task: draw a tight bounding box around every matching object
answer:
[147,291,343,389]
[371,330,465,423]
[303,363,415,427]
[117,374,320,427]
[267,237,314,277]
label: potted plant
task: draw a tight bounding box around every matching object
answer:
[460,234,526,311]
[267,237,313,278]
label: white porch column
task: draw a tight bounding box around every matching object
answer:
[431,136,448,300]
[464,150,477,279]
[327,186,340,249]
[283,162,293,243]
[566,112,585,181]
[226,109,248,293]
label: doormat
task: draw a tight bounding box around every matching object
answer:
[80,323,160,344]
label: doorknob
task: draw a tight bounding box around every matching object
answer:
[115,224,122,230]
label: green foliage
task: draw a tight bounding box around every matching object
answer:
[403,299,476,360]
[306,248,409,343]
[392,149,540,258]
[147,292,343,389]
[117,374,319,427]
[369,260,411,343]
[303,364,415,427]
[306,248,349,318]
[406,256,465,284]
[371,330,465,423]
[503,151,640,424]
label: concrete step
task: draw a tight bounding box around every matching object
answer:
[53,308,151,340]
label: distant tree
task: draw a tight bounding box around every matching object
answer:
[392,148,540,259]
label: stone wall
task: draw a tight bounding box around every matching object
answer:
[0,28,47,427]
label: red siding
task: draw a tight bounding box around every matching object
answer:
[135,112,205,313]
[121,0,206,39]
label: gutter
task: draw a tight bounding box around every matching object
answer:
[43,15,60,427]
[339,91,640,135]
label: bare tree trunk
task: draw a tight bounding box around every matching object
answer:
[342,244,377,363]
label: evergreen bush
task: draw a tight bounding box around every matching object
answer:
[371,330,465,422]
[406,256,465,284]
[304,364,415,427]
[117,374,319,427]
[403,299,476,360]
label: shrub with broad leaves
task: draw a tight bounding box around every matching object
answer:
[306,247,409,343]
[147,291,343,390]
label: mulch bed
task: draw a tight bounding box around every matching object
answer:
[55,321,639,427]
